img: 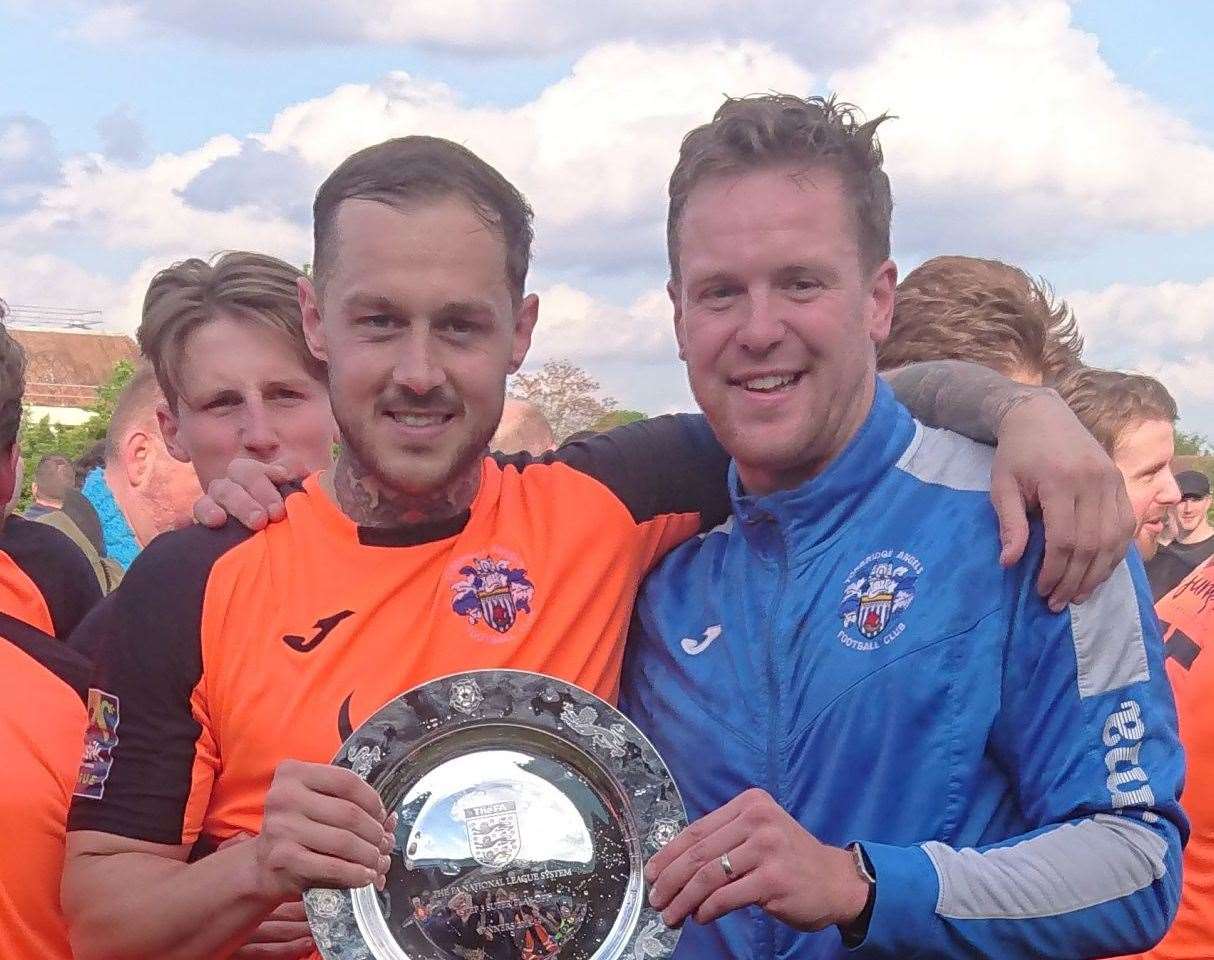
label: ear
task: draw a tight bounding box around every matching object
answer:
[121,429,154,489]
[156,399,192,465]
[668,280,688,361]
[507,293,539,374]
[866,259,899,345]
[299,276,328,364]
[0,444,18,511]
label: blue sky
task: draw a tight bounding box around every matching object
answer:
[0,6,573,157]
[2,0,1213,425]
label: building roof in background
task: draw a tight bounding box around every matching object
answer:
[10,329,138,409]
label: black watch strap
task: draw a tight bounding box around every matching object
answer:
[839,843,877,948]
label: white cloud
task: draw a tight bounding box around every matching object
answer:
[1071,276,1214,426]
[0,252,147,329]
[4,134,310,269]
[72,2,143,43]
[13,7,1214,416]
[833,1,1214,257]
[2,41,808,287]
[521,284,694,414]
[96,104,148,163]
[31,7,1214,303]
[1072,279,1214,355]
[67,0,996,61]
[0,114,62,215]
[199,41,813,272]
[527,284,675,364]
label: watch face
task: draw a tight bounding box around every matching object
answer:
[304,670,687,960]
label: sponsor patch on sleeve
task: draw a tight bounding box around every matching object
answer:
[74,688,120,800]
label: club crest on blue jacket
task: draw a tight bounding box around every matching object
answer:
[838,549,922,650]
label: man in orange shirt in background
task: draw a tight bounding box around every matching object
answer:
[1130,558,1214,959]
[0,303,94,959]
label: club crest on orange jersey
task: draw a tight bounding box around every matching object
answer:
[451,556,535,637]
[74,688,120,800]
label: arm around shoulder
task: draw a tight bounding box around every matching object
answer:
[555,413,732,530]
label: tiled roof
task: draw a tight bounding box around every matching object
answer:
[11,329,139,409]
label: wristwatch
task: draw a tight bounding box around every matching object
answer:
[839,842,877,947]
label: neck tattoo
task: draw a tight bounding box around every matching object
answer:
[331,446,481,528]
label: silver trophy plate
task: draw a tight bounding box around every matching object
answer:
[304,670,686,960]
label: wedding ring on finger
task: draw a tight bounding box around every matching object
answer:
[720,852,736,880]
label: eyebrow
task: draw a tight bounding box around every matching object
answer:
[342,293,402,314]
[773,263,840,284]
[687,271,741,290]
[263,377,316,392]
[341,293,497,318]
[433,300,496,320]
[1139,458,1172,477]
[687,262,838,289]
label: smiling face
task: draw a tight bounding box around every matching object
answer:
[1176,492,1212,536]
[669,164,896,494]
[302,197,537,498]
[157,313,337,488]
[1112,418,1181,559]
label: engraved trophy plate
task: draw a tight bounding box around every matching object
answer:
[305,670,686,960]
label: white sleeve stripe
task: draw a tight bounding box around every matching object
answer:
[894,422,994,493]
[1068,561,1149,699]
[923,815,1167,921]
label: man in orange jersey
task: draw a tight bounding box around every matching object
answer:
[0,302,97,959]
[0,612,91,960]
[65,136,1130,960]
[1113,557,1214,960]
[0,306,100,635]
[63,136,731,960]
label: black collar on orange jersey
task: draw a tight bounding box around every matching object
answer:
[356,510,472,547]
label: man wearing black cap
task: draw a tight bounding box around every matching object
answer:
[1148,470,1214,599]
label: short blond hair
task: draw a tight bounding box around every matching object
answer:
[137,251,322,409]
[879,256,1084,384]
[1056,366,1177,456]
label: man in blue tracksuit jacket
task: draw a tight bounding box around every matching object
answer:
[619,94,1185,958]
[622,380,1184,958]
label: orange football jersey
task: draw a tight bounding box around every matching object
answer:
[0,514,100,637]
[1130,555,1214,959]
[70,417,728,857]
[0,612,89,960]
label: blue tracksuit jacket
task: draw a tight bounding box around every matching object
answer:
[619,381,1186,959]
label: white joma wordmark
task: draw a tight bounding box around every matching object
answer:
[681,625,722,656]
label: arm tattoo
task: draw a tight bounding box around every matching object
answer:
[882,360,1049,444]
[332,446,481,528]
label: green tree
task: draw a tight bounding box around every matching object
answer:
[17,359,135,508]
[509,359,618,443]
[592,409,646,432]
[1175,429,1212,457]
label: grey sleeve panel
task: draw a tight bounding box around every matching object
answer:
[895,422,994,493]
[1068,560,1150,699]
[922,814,1167,921]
